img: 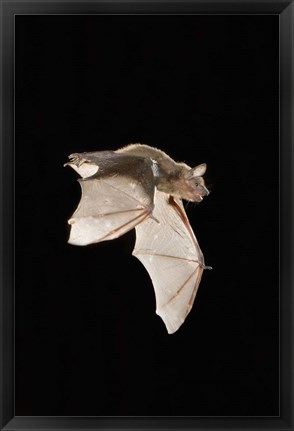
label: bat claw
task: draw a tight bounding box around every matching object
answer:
[67,153,90,167]
[72,155,82,166]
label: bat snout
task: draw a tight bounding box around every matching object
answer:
[193,185,210,202]
[201,185,210,197]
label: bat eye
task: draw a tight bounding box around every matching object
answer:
[195,182,199,187]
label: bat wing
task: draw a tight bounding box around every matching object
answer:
[133,190,208,334]
[66,152,156,245]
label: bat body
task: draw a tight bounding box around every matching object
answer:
[65,144,210,334]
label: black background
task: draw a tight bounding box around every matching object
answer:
[15,15,279,416]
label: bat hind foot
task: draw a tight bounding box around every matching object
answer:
[66,153,89,167]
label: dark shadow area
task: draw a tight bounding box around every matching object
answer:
[15,15,279,416]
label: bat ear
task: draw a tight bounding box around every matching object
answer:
[189,163,207,178]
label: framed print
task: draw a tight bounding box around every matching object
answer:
[1,1,293,430]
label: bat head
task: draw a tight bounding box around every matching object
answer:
[182,163,209,203]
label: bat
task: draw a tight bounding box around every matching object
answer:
[65,144,211,334]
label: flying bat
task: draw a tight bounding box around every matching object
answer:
[65,144,211,334]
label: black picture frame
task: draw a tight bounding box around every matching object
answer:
[1,0,293,430]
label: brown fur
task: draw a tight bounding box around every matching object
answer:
[116,143,209,202]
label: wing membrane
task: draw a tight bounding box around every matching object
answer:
[133,191,205,334]
[66,155,155,245]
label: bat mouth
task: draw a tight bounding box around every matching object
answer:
[193,188,209,203]
[193,195,204,203]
